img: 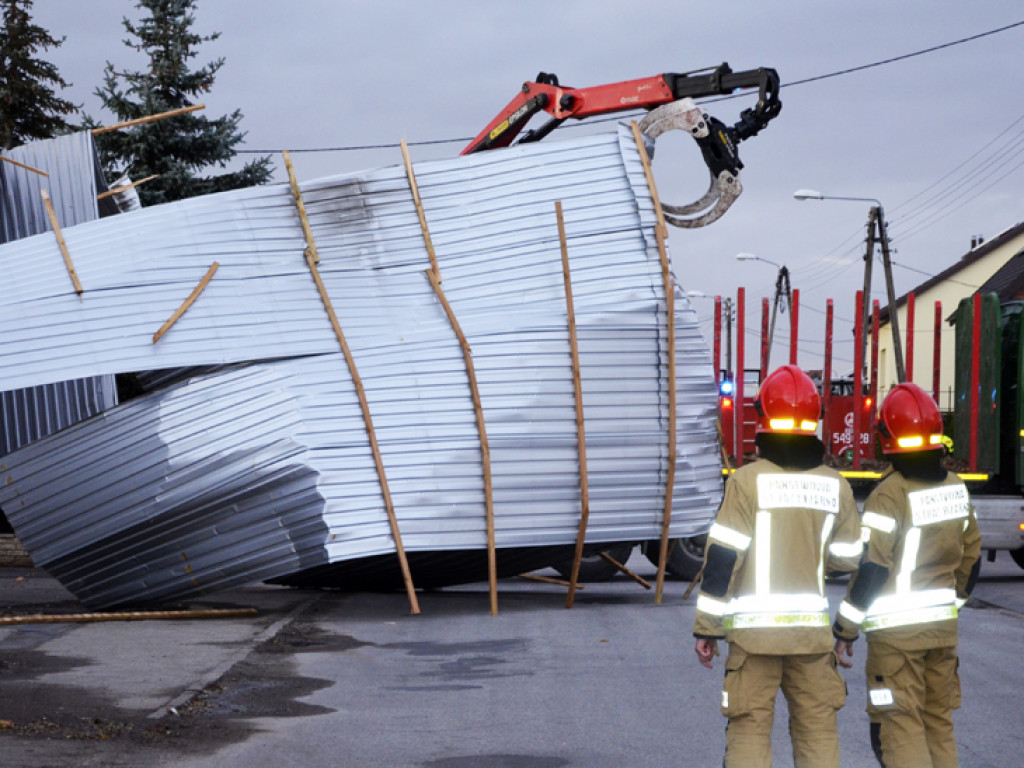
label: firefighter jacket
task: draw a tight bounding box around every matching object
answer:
[693,459,863,655]
[834,469,981,651]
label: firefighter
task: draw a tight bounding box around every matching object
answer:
[834,382,981,768]
[694,364,863,768]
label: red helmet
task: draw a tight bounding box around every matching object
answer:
[754,365,821,435]
[878,382,944,454]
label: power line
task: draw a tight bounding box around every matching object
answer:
[236,20,1024,156]
[781,20,1024,89]
[889,259,982,289]
[890,109,1024,217]
[895,153,1024,243]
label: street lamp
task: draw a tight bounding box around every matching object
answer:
[793,189,905,382]
[736,253,791,371]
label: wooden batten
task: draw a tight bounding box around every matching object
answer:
[0,607,258,625]
[0,155,48,177]
[91,104,205,135]
[283,151,420,615]
[97,174,158,201]
[557,202,592,610]
[152,262,220,343]
[404,138,497,614]
[40,190,83,295]
[598,552,652,590]
[630,122,677,604]
[281,150,319,263]
[400,139,441,279]
[424,268,498,614]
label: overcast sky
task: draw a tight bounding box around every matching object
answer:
[29,1,1024,371]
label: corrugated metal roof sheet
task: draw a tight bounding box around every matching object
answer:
[0,126,721,608]
[0,132,118,457]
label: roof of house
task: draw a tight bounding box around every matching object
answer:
[976,247,1024,300]
[877,220,1024,324]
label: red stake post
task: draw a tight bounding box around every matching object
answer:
[870,300,880,448]
[970,293,981,472]
[822,300,834,455]
[906,292,916,383]
[760,297,769,383]
[790,289,800,365]
[736,288,746,467]
[853,290,864,469]
[932,301,942,404]
[713,296,722,388]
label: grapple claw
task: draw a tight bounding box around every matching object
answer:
[638,100,744,229]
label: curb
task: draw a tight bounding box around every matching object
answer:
[147,592,323,719]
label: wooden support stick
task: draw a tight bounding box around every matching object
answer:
[40,190,83,295]
[152,262,219,343]
[683,563,706,601]
[400,139,440,280]
[518,573,584,589]
[282,154,419,615]
[599,552,652,590]
[425,269,498,614]
[0,154,48,176]
[0,607,257,625]
[405,138,497,614]
[91,104,205,135]
[97,174,158,201]
[557,202,592,610]
[304,251,419,614]
[281,149,319,263]
[717,419,733,469]
[630,121,677,605]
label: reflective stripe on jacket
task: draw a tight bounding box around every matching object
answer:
[835,471,981,650]
[693,460,862,654]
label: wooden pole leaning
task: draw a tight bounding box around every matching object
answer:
[630,122,677,604]
[400,140,440,279]
[40,190,83,295]
[97,174,158,201]
[152,262,219,343]
[0,607,257,626]
[425,269,498,614]
[282,150,420,615]
[518,573,584,589]
[557,202,592,610]
[282,149,320,265]
[598,551,652,590]
[91,104,205,135]
[0,155,48,176]
[402,141,498,614]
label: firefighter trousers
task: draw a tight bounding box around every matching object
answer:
[866,642,960,768]
[720,644,847,768]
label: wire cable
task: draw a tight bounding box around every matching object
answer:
[235,20,1024,156]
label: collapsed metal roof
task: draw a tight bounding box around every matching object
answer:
[0,132,118,458]
[0,126,721,608]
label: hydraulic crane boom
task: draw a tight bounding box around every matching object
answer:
[463,63,781,228]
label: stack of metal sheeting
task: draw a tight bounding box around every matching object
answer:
[0,132,118,459]
[0,126,721,608]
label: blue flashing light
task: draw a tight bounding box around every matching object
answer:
[719,379,734,396]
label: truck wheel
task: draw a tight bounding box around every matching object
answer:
[1010,546,1024,570]
[643,535,706,580]
[552,543,636,582]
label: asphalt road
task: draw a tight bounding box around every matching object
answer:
[1,550,1022,768]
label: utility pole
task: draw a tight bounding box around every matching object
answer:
[766,266,792,372]
[875,205,906,382]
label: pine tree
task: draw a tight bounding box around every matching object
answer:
[0,0,79,150]
[91,0,271,205]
